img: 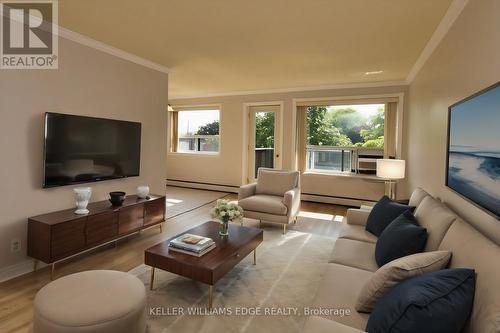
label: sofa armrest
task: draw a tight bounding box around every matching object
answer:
[283,187,301,217]
[345,208,371,226]
[303,316,365,333]
[238,183,257,200]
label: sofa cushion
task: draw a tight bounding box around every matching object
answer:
[439,218,500,333]
[339,223,377,243]
[408,187,430,207]
[366,268,476,333]
[329,239,378,272]
[366,196,413,236]
[303,316,365,333]
[414,196,456,251]
[375,211,428,267]
[311,263,371,330]
[356,250,451,313]
[255,169,299,196]
[238,194,288,215]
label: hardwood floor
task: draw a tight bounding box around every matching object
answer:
[0,192,347,333]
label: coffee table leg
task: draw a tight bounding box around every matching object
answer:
[208,285,213,309]
[253,249,256,265]
[150,267,155,290]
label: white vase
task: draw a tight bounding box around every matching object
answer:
[74,187,92,215]
[137,185,150,199]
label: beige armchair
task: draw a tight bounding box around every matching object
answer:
[238,168,300,234]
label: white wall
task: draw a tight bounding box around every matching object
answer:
[0,37,169,273]
[169,85,407,202]
[406,0,500,244]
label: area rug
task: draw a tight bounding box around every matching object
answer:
[129,225,335,333]
[166,186,229,219]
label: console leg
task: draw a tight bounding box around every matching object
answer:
[50,263,55,280]
[208,285,213,309]
[150,267,155,290]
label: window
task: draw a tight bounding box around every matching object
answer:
[170,109,220,154]
[297,100,398,174]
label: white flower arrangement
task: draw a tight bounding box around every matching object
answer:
[211,199,244,223]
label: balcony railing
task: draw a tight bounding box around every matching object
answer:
[254,148,274,177]
[178,135,219,153]
[306,146,383,174]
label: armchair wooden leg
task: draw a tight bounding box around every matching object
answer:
[283,224,287,235]
[259,220,262,228]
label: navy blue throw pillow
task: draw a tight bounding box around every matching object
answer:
[366,268,476,333]
[366,196,413,236]
[375,210,427,267]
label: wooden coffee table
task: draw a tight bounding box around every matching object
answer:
[145,221,263,308]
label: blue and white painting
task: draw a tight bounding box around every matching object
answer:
[448,84,500,217]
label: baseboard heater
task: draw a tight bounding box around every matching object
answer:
[166,179,376,208]
[302,193,376,208]
[166,179,240,193]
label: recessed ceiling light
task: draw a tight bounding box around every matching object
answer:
[365,70,383,75]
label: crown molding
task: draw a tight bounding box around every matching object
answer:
[57,27,170,74]
[406,0,468,83]
[169,80,408,100]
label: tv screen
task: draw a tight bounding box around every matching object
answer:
[446,82,500,218]
[43,113,141,188]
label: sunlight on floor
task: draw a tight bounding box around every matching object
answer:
[166,198,183,204]
[298,211,334,221]
[333,215,344,222]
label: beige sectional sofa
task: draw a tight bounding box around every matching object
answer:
[303,188,500,333]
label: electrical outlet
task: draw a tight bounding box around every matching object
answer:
[11,238,21,253]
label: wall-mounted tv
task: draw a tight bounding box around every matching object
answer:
[446,82,500,218]
[43,113,141,188]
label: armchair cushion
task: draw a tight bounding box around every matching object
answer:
[284,188,301,216]
[238,194,288,216]
[238,183,257,200]
[255,168,299,196]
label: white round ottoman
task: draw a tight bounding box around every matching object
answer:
[33,270,147,333]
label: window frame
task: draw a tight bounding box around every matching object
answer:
[168,104,222,156]
[293,94,404,175]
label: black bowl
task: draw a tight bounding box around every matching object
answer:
[109,191,126,206]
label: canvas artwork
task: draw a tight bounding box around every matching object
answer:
[447,83,500,218]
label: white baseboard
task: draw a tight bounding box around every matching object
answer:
[166,180,376,207]
[301,194,375,207]
[167,180,239,193]
[0,258,44,283]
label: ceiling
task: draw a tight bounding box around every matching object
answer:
[58,0,453,99]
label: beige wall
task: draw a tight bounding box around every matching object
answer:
[0,38,168,270]
[406,0,500,244]
[169,85,407,201]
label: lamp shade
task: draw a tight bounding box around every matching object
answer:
[376,159,405,179]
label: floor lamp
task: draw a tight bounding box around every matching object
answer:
[376,159,405,200]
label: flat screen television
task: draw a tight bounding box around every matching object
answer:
[43,112,141,188]
[446,82,500,218]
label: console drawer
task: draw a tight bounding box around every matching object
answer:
[118,205,144,234]
[86,211,118,246]
[144,198,165,226]
[51,218,86,260]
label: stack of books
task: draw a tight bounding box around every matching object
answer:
[168,233,216,257]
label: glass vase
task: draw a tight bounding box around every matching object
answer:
[219,219,229,236]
